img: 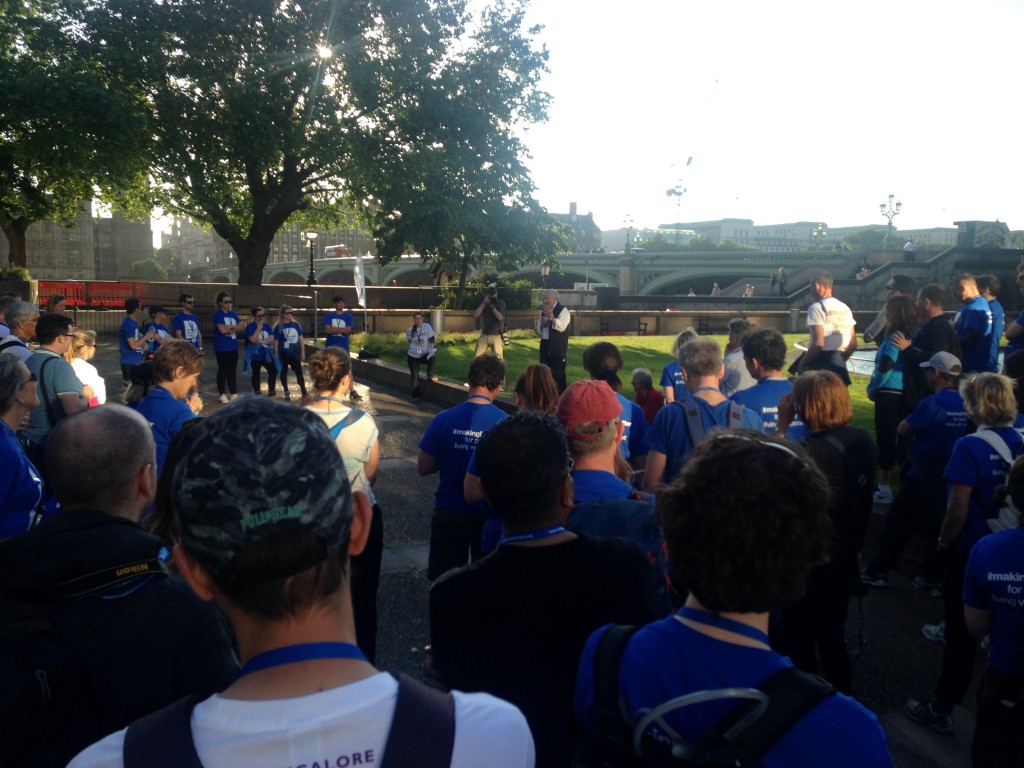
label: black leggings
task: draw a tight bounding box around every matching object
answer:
[250,360,277,394]
[215,351,238,395]
[280,356,307,396]
[873,389,909,471]
[407,353,435,388]
[351,503,384,664]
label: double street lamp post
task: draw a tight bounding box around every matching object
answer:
[879,194,902,249]
[813,223,828,250]
[305,231,319,342]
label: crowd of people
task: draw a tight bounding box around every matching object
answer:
[1,268,1023,768]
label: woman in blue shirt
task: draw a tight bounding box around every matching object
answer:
[907,373,1024,735]
[0,353,44,539]
[274,305,309,401]
[867,295,918,503]
[212,291,242,404]
[660,328,699,404]
[244,306,278,396]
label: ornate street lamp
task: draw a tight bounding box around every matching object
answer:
[539,259,551,289]
[813,223,828,250]
[879,194,902,249]
[305,230,319,341]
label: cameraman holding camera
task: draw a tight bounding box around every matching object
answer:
[473,283,506,360]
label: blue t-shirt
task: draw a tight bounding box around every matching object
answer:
[659,361,687,403]
[324,310,355,351]
[1005,309,1024,357]
[245,321,275,345]
[729,378,794,434]
[616,392,648,461]
[904,388,968,477]
[964,527,1024,674]
[572,469,633,504]
[173,310,202,349]
[0,424,44,540]
[419,400,507,511]
[24,351,83,443]
[133,385,198,476]
[987,298,1004,373]
[867,335,905,396]
[275,321,304,358]
[575,617,892,768]
[944,426,1024,551]
[954,295,994,372]
[212,309,242,353]
[646,398,764,483]
[119,316,145,366]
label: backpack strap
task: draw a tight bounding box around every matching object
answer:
[123,694,203,768]
[818,433,870,493]
[682,667,835,767]
[673,399,704,446]
[968,428,1015,466]
[589,625,641,744]
[328,408,366,441]
[36,356,64,430]
[381,673,455,768]
[727,401,745,429]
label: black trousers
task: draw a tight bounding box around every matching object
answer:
[351,503,384,664]
[866,468,945,581]
[935,546,977,712]
[280,356,307,396]
[250,360,277,394]
[407,353,435,388]
[215,351,238,395]
[779,550,857,694]
[428,506,486,581]
[539,340,568,393]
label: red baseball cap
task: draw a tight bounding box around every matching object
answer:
[555,380,623,440]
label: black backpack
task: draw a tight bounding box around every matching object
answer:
[572,625,835,768]
[0,555,168,768]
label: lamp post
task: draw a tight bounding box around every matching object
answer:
[879,194,902,249]
[623,215,634,256]
[813,223,828,250]
[539,259,551,289]
[666,183,685,248]
[305,230,319,341]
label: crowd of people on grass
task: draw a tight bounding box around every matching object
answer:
[0,267,1023,767]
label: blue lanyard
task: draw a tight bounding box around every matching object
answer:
[693,386,721,395]
[500,525,566,546]
[676,606,769,646]
[239,642,368,677]
[467,394,492,403]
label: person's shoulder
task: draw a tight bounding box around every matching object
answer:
[791,693,891,767]
[450,690,534,767]
[67,727,127,768]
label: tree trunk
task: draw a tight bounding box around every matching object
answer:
[214,227,274,286]
[1,218,31,269]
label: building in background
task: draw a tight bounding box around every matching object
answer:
[549,202,602,252]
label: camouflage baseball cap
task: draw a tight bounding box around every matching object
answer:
[173,397,353,583]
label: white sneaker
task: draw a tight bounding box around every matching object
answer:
[218,394,229,404]
[873,487,894,504]
[922,621,945,644]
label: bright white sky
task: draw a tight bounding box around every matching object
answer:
[520,0,1024,234]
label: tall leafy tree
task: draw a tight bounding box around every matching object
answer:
[0,0,147,268]
[86,0,559,286]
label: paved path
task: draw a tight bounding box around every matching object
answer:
[81,340,979,766]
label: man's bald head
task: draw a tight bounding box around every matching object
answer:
[46,405,156,515]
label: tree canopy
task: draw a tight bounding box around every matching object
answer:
[129,258,167,281]
[83,0,560,286]
[0,0,148,267]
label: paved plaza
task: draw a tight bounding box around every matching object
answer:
[79,339,982,767]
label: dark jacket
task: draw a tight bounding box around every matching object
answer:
[0,512,237,765]
[903,314,962,408]
[543,301,570,353]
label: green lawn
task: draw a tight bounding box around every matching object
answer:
[351,331,876,434]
